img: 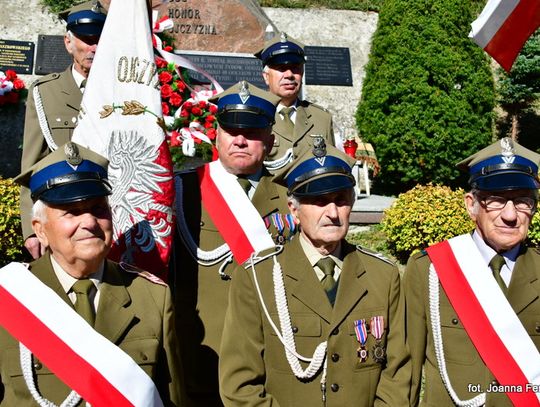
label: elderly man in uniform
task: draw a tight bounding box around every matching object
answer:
[20,1,107,259]
[404,137,540,406]
[219,139,411,406]
[0,142,184,405]
[171,81,293,406]
[254,33,335,172]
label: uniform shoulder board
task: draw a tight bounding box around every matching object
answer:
[356,245,394,265]
[33,72,61,88]
[119,262,168,287]
[309,101,329,113]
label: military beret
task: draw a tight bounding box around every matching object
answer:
[274,136,356,197]
[208,80,280,129]
[15,142,111,204]
[60,0,107,36]
[254,32,306,66]
[457,137,540,191]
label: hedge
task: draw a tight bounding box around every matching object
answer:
[0,178,25,265]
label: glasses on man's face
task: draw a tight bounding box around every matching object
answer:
[479,195,536,212]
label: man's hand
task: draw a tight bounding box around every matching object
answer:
[24,237,43,259]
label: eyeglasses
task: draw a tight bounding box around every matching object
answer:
[479,195,536,212]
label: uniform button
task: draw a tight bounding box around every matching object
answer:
[535,324,540,333]
[34,361,42,370]
[451,318,458,325]
[331,353,339,362]
[331,383,339,392]
[331,328,339,336]
[64,121,69,125]
[200,221,204,226]
[141,353,148,361]
[292,326,298,334]
[491,380,498,386]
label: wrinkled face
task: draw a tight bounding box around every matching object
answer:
[216,126,274,175]
[465,189,536,252]
[263,63,304,103]
[289,189,353,254]
[33,197,113,276]
[64,32,100,77]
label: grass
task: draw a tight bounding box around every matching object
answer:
[258,0,383,11]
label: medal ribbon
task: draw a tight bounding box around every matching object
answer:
[285,214,296,234]
[271,213,285,235]
[354,319,368,346]
[370,316,384,340]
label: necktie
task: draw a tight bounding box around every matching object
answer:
[489,254,507,295]
[80,79,87,91]
[317,257,336,293]
[237,177,251,196]
[72,279,95,326]
[281,107,295,135]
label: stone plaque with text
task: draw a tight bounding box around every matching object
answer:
[305,46,353,87]
[35,35,71,75]
[0,39,35,74]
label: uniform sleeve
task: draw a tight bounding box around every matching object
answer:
[374,266,412,406]
[159,285,188,406]
[20,83,48,239]
[403,255,429,407]
[219,265,280,407]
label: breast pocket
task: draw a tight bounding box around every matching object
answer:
[438,305,479,365]
[48,114,77,144]
[119,337,160,376]
[347,308,387,370]
[265,313,322,373]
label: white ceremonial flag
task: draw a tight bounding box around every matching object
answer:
[73,0,174,277]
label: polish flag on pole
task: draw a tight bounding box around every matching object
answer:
[469,0,540,71]
[72,0,174,278]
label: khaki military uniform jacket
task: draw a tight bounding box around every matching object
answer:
[0,253,184,406]
[20,66,82,239]
[171,168,291,406]
[219,238,411,406]
[404,246,540,406]
[269,100,334,162]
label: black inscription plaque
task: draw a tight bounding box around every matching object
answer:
[35,35,72,75]
[305,46,353,86]
[0,39,35,74]
[178,52,266,89]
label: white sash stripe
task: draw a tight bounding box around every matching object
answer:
[469,0,519,47]
[208,161,275,254]
[0,263,163,407]
[449,235,540,395]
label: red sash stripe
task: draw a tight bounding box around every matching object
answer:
[427,240,539,406]
[0,285,133,406]
[198,164,254,263]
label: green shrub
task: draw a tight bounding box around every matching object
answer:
[527,210,540,246]
[356,0,495,195]
[41,0,77,14]
[382,184,474,262]
[0,178,25,265]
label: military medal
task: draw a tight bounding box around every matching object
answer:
[370,316,386,363]
[354,319,368,362]
[271,213,286,244]
[285,213,297,235]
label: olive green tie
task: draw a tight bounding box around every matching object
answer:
[281,107,294,135]
[80,79,87,90]
[317,257,336,293]
[237,177,251,196]
[72,279,95,326]
[489,254,507,295]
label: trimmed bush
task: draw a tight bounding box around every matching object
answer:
[0,178,25,265]
[356,0,495,195]
[527,210,540,246]
[382,184,474,262]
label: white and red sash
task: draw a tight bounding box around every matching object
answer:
[427,234,540,406]
[0,263,163,407]
[198,160,275,264]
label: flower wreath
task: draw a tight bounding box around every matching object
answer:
[0,70,27,108]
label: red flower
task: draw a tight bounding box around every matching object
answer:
[203,121,214,129]
[170,130,182,147]
[206,128,217,140]
[159,71,173,84]
[162,102,170,116]
[169,92,182,107]
[161,84,173,98]
[209,104,218,114]
[191,106,202,116]
[13,79,25,90]
[193,136,202,144]
[183,101,193,111]
[5,70,17,81]
[176,80,186,91]
[155,57,167,68]
[198,100,207,109]
[205,114,216,123]
[164,46,173,52]
[180,108,190,118]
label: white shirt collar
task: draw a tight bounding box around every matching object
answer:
[50,254,104,295]
[71,65,86,91]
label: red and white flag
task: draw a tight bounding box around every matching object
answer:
[469,0,540,71]
[72,0,174,278]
